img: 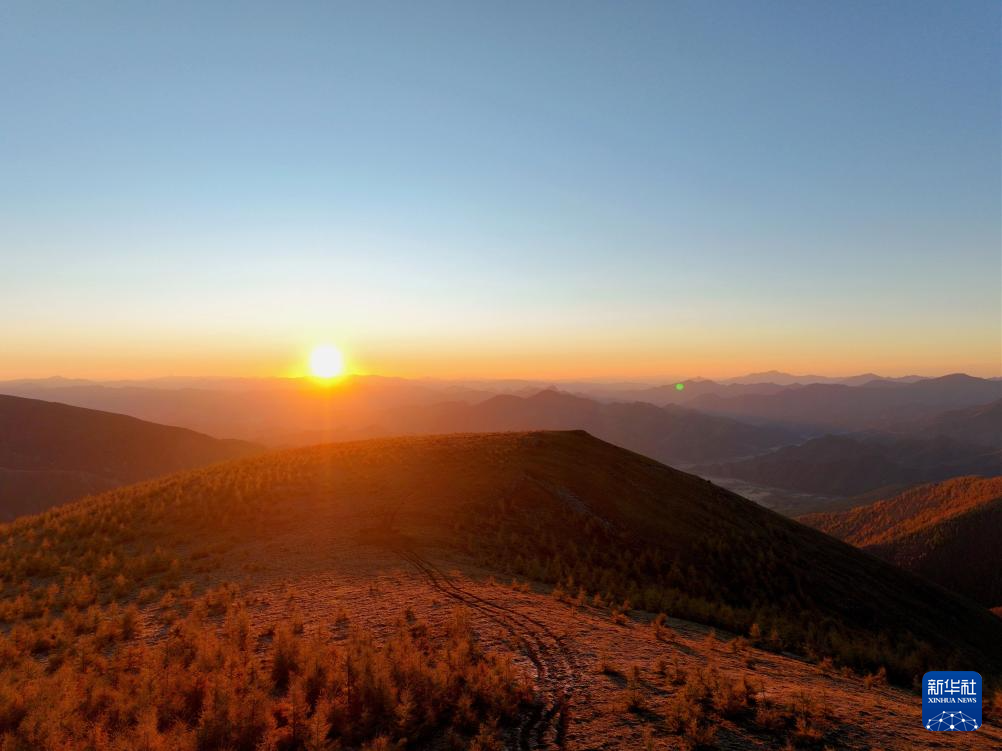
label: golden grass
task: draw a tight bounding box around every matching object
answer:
[0,585,530,750]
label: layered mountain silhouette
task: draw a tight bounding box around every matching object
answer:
[7,372,997,441]
[0,394,260,519]
[607,379,791,407]
[690,374,1002,431]
[720,371,926,387]
[888,398,1002,449]
[6,373,998,523]
[379,389,799,465]
[802,476,1002,608]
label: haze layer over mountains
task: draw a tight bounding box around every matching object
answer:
[3,371,999,519]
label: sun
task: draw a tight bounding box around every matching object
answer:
[309,344,346,379]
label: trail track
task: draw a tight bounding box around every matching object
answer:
[395,545,576,750]
[206,511,1002,751]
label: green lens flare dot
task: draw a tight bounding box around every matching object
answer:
[675,383,685,391]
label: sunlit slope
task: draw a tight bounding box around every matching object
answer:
[4,431,1001,680]
[802,476,1002,546]
[803,476,1002,607]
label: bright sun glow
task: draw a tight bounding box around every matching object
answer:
[309,344,346,378]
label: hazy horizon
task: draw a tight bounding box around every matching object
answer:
[0,366,993,385]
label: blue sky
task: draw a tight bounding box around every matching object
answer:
[1,1,999,378]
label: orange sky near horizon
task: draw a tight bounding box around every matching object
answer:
[2,328,999,382]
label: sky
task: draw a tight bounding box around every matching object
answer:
[1,1,999,380]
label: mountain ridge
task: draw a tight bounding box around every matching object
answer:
[801,476,1002,607]
[0,393,261,519]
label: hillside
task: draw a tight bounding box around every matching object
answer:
[4,431,1001,672]
[382,389,799,465]
[801,476,1002,607]
[697,433,1002,497]
[0,394,260,519]
[2,431,1001,749]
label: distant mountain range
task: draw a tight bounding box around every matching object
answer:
[719,371,926,386]
[697,386,1002,502]
[0,394,260,519]
[0,375,493,442]
[688,374,1002,432]
[602,380,792,407]
[5,372,997,441]
[2,373,999,518]
[801,476,1002,608]
[0,370,937,393]
[886,398,1002,449]
[379,389,801,466]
